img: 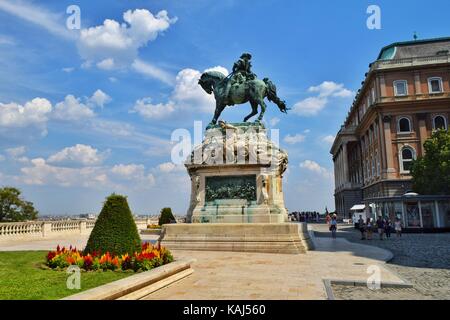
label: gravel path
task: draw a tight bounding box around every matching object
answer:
[312,223,450,300]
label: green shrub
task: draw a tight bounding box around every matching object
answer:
[84,194,141,256]
[158,207,176,225]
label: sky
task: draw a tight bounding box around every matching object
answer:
[1,0,450,216]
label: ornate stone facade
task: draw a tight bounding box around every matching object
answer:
[331,37,450,224]
[185,122,289,223]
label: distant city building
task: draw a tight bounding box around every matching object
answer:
[331,37,450,230]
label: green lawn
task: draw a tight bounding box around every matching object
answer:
[0,251,132,300]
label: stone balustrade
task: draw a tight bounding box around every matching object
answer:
[0,218,153,242]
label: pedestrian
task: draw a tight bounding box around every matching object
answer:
[394,218,403,237]
[330,215,338,239]
[366,218,373,240]
[358,215,366,240]
[384,219,391,238]
[376,216,385,240]
[326,213,331,226]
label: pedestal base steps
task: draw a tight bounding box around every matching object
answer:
[159,223,315,255]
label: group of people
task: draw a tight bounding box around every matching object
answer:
[357,216,403,240]
[291,211,321,222]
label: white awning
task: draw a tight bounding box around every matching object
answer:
[350,204,366,211]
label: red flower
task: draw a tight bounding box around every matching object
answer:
[83,255,93,270]
[46,251,56,261]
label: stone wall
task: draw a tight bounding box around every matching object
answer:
[0,218,152,242]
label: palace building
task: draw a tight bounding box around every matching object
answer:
[330,37,450,231]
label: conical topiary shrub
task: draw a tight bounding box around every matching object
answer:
[158,207,176,225]
[84,194,141,256]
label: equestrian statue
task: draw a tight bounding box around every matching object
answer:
[198,53,289,126]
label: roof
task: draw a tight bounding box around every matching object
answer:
[350,204,366,211]
[377,37,450,60]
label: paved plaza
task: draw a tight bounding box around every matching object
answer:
[313,223,450,300]
[1,224,449,300]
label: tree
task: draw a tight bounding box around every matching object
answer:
[411,129,450,195]
[0,187,38,222]
[158,207,176,225]
[84,194,141,256]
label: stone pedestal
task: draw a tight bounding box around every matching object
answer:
[185,122,289,224]
[158,123,313,254]
[160,223,314,254]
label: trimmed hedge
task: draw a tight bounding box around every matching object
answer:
[158,207,176,226]
[84,194,141,256]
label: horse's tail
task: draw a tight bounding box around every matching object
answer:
[263,78,289,113]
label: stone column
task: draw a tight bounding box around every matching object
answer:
[343,143,349,186]
[382,116,396,179]
[79,220,87,235]
[42,222,52,238]
[379,74,387,97]
[418,113,428,155]
[414,72,422,95]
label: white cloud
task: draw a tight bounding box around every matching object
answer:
[47,144,107,166]
[322,135,336,145]
[5,146,26,157]
[132,66,228,120]
[96,58,115,70]
[158,162,184,173]
[0,34,15,46]
[111,164,155,185]
[109,77,118,83]
[89,89,111,108]
[269,117,280,127]
[111,163,144,177]
[0,1,75,40]
[0,155,5,161]
[20,158,155,189]
[20,158,108,187]
[299,160,333,179]
[308,81,353,98]
[292,97,327,116]
[131,59,175,85]
[62,67,75,73]
[133,98,175,120]
[77,9,177,69]
[293,81,353,116]
[0,98,52,135]
[53,95,95,121]
[283,134,306,145]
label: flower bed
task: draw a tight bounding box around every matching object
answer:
[46,243,173,272]
[147,224,162,229]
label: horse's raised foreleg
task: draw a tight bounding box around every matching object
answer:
[211,102,225,125]
[244,102,258,122]
[257,100,267,122]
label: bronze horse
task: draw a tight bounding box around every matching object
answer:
[198,71,289,126]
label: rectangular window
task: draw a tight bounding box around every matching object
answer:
[421,202,436,228]
[428,77,443,93]
[393,80,408,96]
[405,202,421,228]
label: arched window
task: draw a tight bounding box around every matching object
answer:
[400,147,415,173]
[433,115,447,130]
[398,117,411,133]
